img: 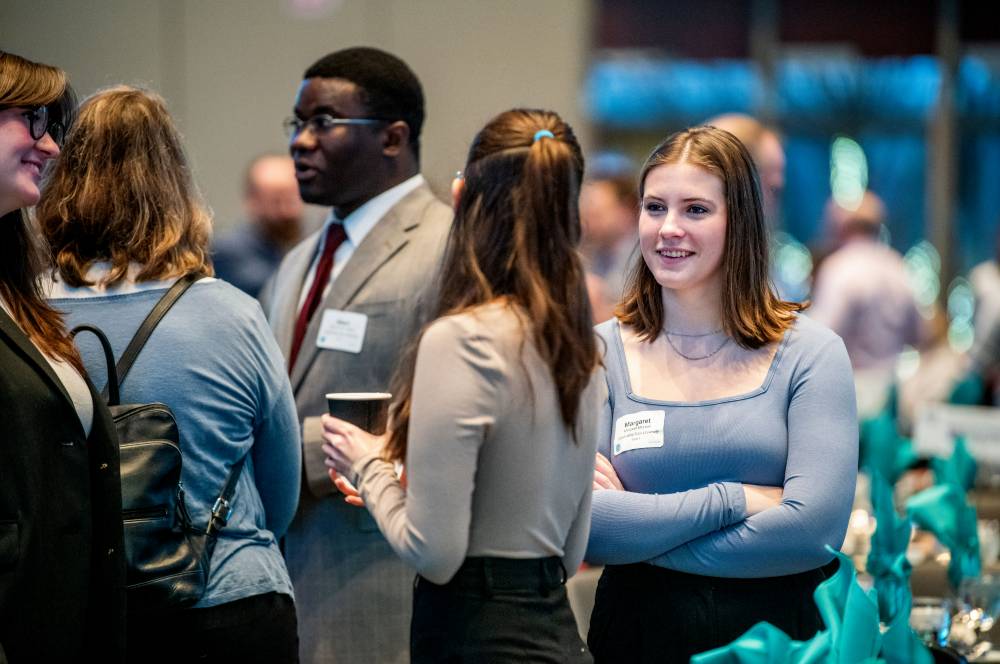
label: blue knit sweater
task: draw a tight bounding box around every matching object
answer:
[50,276,300,607]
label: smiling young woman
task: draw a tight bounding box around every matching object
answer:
[584,126,859,661]
[0,51,125,663]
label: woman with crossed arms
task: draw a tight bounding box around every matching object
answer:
[585,126,858,662]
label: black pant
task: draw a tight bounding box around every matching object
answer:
[588,563,827,663]
[411,556,592,663]
[126,591,299,663]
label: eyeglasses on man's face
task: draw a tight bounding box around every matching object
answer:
[21,106,65,146]
[283,114,387,138]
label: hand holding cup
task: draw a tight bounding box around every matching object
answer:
[321,392,391,503]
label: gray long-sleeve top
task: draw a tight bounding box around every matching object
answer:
[586,314,858,577]
[350,302,605,585]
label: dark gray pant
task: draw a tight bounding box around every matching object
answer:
[588,563,827,663]
[411,557,591,663]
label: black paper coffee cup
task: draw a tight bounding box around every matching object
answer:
[325,392,392,434]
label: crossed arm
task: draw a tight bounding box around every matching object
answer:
[586,337,858,577]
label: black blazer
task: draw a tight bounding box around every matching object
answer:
[0,308,125,662]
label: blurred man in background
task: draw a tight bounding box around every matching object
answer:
[705,113,785,223]
[213,154,306,297]
[810,190,924,372]
[705,113,812,302]
[579,153,638,321]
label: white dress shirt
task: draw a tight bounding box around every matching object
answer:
[297,174,426,310]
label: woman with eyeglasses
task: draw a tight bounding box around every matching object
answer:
[37,85,300,664]
[322,109,604,662]
[0,51,126,662]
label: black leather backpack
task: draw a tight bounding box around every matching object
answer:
[72,274,244,613]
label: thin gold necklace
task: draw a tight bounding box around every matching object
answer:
[664,331,730,361]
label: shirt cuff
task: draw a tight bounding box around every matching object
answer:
[350,450,393,489]
[720,481,748,523]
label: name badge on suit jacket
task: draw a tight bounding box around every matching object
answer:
[316,309,367,353]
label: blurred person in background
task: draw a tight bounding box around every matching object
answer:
[704,113,785,225]
[0,51,126,663]
[585,126,857,662]
[38,85,301,663]
[580,152,638,321]
[323,108,602,663]
[705,113,811,302]
[810,190,924,375]
[969,217,1000,343]
[213,154,307,298]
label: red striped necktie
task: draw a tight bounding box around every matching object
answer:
[288,223,348,373]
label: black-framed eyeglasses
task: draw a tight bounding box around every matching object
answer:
[282,114,388,138]
[21,106,65,146]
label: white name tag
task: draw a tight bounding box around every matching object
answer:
[612,410,665,456]
[316,309,368,353]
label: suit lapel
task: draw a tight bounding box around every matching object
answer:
[289,199,419,393]
[274,229,321,357]
[0,307,80,421]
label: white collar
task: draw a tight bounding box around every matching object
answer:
[326,173,425,246]
[44,262,215,299]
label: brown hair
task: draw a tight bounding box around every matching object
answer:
[617,125,803,348]
[0,51,83,372]
[384,108,601,462]
[37,85,212,287]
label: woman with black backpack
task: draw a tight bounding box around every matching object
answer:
[37,85,301,663]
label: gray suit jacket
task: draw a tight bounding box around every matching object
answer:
[261,182,452,663]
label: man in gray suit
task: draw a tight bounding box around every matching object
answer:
[261,47,452,663]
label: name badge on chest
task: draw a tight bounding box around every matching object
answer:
[613,410,665,456]
[316,309,368,353]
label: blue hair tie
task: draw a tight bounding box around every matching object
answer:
[533,129,555,143]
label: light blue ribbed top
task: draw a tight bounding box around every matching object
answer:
[50,279,300,607]
[586,314,858,577]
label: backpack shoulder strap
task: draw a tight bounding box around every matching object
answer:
[70,323,120,405]
[206,455,248,537]
[106,273,202,400]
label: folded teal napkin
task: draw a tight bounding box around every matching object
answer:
[691,550,882,664]
[866,472,913,624]
[865,473,934,664]
[879,592,934,664]
[931,435,977,492]
[859,389,916,485]
[949,372,984,406]
[689,622,830,664]
[815,550,883,663]
[907,482,981,589]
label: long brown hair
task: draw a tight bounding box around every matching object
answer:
[37,85,212,287]
[384,108,601,462]
[0,51,83,372]
[617,125,803,348]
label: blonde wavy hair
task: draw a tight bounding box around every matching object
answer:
[37,85,213,286]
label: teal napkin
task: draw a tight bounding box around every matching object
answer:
[865,473,935,664]
[879,592,934,664]
[949,372,984,406]
[859,388,916,485]
[814,550,883,663]
[690,622,832,664]
[907,482,981,589]
[691,549,883,664]
[931,435,977,492]
[866,472,913,624]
